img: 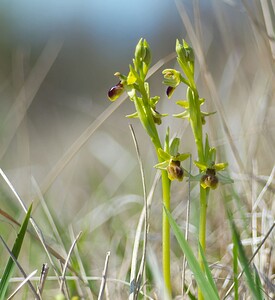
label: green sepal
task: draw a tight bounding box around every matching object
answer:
[176,100,189,108]
[154,161,169,170]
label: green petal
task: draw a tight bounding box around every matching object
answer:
[173,111,190,119]
[169,138,180,156]
[217,172,234,184]
[126,112,139,118]
[175,153,191,162]
[188,173,203,182]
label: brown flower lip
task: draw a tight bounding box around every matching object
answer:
[108,81,124,100]
[201,168,219,189]
[167,160,184,181]
[166,86,175,98]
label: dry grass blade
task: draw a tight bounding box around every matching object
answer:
[0,208,21,227]
[31,177,67,258]
[259,0,275,58]
[223,221,275,299]
[98,251,111,300]
[60,231,82,294]
[0,168,61,281]
[0,196,80,278]
[0,37,63,160]
[37,263,49,298]
[7,270,38,300]
[252,164,275,211]
[68,226,94,299]
[129,172,159,300]
[0,236,39,299]
[129,124,149,299]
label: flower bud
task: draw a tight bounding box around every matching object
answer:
[162,69,181,87]
[108,82,124,101]
[142,40,151,67]
[167,160,184,181]
[200,168,219,189]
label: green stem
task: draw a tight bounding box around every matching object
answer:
[198,187,209,300]
[134,82,172,297]
[154,140,172,298]
[188,87,209,300]
[161,170,172,298]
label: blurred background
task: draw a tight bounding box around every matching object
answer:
[0,0,275,298]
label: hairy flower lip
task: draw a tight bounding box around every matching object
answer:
[108,81,124,101]
[166,86,175,98]
[167,160,184,181]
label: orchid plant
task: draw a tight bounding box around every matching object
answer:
[108,38,233,299]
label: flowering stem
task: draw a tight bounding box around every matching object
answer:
[187,86,209,300]
[198,187,209,300]
[160,170,172,297]
[134,81,172,298]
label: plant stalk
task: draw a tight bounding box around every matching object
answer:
[135,82,172,297]
[188,87,209,300]
[160,169,172,297]
[198,187,208,300]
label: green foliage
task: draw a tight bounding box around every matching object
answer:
[164,207,219,300]
[228,212,265,300]
[0,204,32,300]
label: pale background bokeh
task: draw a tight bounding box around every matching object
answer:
[0,0,275,297]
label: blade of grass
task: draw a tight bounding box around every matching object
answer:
[0,204,33,300]
[164,207,219,300]
[198,243,219,298]
[232,239,239,300]
[229,214,264,300]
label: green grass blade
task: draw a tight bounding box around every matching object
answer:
[232,239,239,300]
[229,215,264,300]
[254,265,265,299]
[198,243,219,298]
[0,204,32,300]
[164,207,219,300]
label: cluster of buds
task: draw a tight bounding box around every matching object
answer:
[108,39,167,127]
